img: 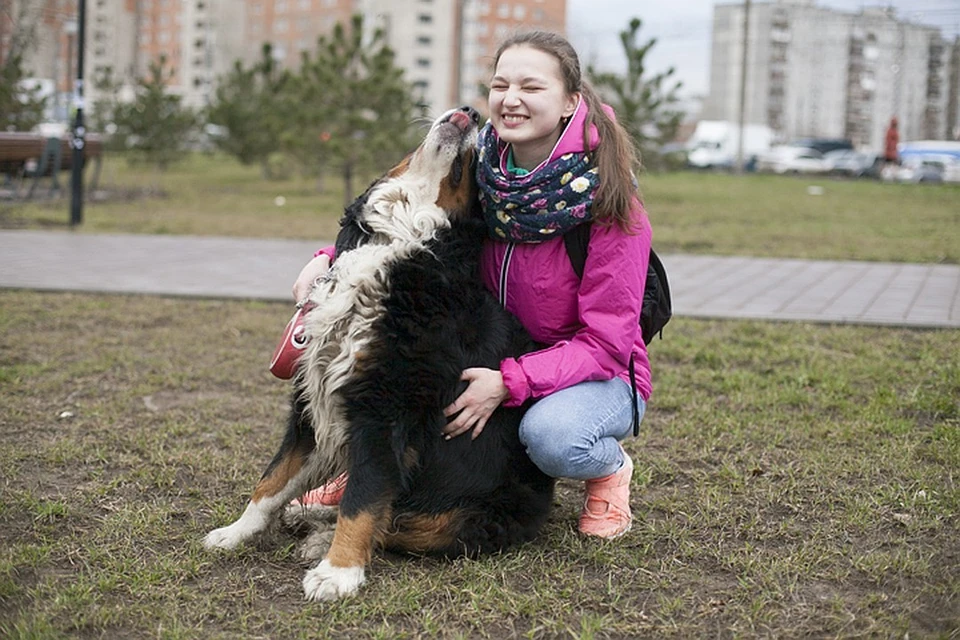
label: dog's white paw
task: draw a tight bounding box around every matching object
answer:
[204,501,274,550]
[302,559,365,601]
[203,524,249,550]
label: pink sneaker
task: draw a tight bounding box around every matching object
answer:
[578,448,633,539]
[291,472,348,508]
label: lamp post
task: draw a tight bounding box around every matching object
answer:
[64,20,77,123]
[69,1,86,226]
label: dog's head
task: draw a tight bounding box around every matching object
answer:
[335,106,481,255]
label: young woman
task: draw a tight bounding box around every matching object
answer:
[292,30,653,540]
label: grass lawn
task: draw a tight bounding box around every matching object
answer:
[2,152,958,263]
[0,291,957,638]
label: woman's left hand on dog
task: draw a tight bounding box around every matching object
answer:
[442,367,510,440]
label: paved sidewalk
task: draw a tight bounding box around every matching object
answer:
[1,230,958,329]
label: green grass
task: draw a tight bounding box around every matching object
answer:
[0,291,957,638]
[2,152,958,263]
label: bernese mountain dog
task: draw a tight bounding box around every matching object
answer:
[204,106,555,601]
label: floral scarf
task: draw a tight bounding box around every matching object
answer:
[476,122,600,243]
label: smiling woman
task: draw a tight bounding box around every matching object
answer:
[440,29,658,541]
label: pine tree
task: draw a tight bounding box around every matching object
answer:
[588,18,684,171]
[205,44,289,177]
[1,1,46,132]
[286,14,426,202]
[111,57,197,174]
[0,52,46,131]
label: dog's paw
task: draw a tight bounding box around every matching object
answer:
[302,559,365,601]
[299,529,336,562]
[204,524,251,551]
[282,502,338,532]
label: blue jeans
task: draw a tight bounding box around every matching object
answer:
[519,378,646,481]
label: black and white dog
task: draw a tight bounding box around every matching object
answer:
[205,107,555,601]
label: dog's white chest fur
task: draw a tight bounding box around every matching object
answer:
[295,181,452,479]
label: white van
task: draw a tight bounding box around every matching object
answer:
[686,120,775,170]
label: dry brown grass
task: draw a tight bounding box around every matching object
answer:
[1,290,957,638]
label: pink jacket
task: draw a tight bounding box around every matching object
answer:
[481,98,653,407]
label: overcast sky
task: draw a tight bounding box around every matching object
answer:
[567,0,960,97]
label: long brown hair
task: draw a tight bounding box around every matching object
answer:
[492,30,642,230]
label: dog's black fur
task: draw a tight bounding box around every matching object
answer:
[330,207,555,556]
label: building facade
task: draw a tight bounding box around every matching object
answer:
[702,0,957,150]
[3,0,82,122]
[9,0,567,124]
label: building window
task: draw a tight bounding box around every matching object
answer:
[497,3,509,18]
[513,5,526,20]
[417,58,430,68]
[417,35,431,45]
[418,13,432,24]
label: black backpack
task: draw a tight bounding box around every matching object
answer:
[562,222,672,345]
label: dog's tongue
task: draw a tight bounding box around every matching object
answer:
[449,111,471,130]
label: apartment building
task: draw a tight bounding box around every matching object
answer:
[457,0,566,111]
[702,0,956,150]
[10,0,567,121]
[3,0,81,121]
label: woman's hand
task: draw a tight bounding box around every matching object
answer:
[442,367,510,440]
[292,254,331,304]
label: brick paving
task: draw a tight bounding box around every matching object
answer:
[2,230,958,329]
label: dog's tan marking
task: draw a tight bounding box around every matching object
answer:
[251,451,303,502]
[434,149,476,216]
[386,154,412,178]
[383,511,460,552]
[402,446,420,470]
[327,511,385,567]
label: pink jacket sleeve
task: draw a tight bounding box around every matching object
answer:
[499,214,651,406]
[314,245,336,261]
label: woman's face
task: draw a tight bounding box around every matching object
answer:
[488,45,579,168]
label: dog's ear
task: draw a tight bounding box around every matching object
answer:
[449,155,463,189]
[335,185,376,255]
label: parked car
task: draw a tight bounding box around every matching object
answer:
[893,154,960,184]
[789,137,854,155]
[822,149,882,178]
[896,142,960,184]
[756,146,828,174]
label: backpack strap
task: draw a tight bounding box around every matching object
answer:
[562,221,591,280]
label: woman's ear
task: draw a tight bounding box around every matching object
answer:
[563,92,581,119]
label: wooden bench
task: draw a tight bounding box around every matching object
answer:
[0,132,104,198]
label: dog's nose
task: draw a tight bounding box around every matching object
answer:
[458,105,480,125]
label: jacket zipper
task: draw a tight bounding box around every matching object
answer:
[499,243,515,308]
